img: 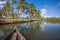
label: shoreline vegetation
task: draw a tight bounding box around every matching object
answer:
[44,17,60,24]
[0,0,41,24]
[0,0,60,25]
[0,19,40,25]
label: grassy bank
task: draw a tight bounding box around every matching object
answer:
[0,19,39,24]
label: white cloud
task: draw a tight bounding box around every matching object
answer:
[40,8,47,16]
[0,1,6,8]
[57,2,60,6]
[0,1,6,4]
[44,15,60,18]
[40,25,45,31]
[44,16,52,18]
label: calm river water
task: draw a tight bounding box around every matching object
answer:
[0,21,60,40]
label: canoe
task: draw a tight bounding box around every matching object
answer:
[3,28,26,40]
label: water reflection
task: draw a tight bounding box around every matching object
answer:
[0,21,60,40]
[40,25,46,31]
[21,21,41,40]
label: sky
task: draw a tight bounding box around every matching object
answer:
[0,0,60,17]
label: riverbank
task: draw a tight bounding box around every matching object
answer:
[0,19,39,25]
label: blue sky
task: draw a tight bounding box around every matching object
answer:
[26,0,60,17]
[0,0,60,17]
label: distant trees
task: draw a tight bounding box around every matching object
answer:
[45,17,60,22]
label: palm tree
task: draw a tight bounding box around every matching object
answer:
[35,10,41,20]
[0,10,2,18]
[10,0,17,19]
[15,0,28,19]
[2,5,7,18]
[2,0,14,19]
[19,0,28,14]
[2,0,11,19]
[16,6,20,18]
[26,3,36,19]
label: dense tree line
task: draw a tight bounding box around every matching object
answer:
[0,0,41,20]
[45,17,60,22]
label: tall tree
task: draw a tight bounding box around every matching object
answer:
[15,0,28,18]
[2,0,13,19]
[19,0,28,14]
[2,5,7,18]
[26,3,36,18]
[35,10,41,19]
[0,10,2,18]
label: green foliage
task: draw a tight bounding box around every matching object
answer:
[0,13,2,18]
[45,17,60,22]
[0,0,42,20]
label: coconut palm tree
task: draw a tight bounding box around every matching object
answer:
[2,0,14,19]
[2,5,7,18]
[15,0,28,19]
[0,10,2,18]
[26,3,36,19]
[10,0,18,19]
[35,10,41,20]
[16,6,20,18]
[19,0,28,14]
[2,0,11,19]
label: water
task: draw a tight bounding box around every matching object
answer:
[0,21,60,40]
